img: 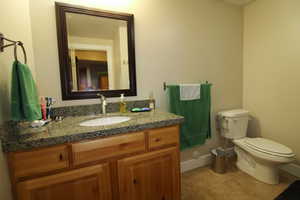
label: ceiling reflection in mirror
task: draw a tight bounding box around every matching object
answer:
[66,13,130,92]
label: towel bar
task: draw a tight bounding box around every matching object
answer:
[0,32,27,63]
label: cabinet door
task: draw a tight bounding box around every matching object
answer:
[118,147,180,200]
[17,164,112,200]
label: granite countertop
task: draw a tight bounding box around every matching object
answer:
[0,111,184,153]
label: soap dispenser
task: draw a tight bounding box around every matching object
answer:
[119,93,127,113]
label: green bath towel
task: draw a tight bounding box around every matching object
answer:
[168,83,212,150]
[11,61,41,121]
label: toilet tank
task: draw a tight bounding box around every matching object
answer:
[218,109,249,139]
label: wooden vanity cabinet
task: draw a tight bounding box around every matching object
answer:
[7,125,180,200]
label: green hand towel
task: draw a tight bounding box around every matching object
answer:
[11,61,41,121]
[168,84,211,150]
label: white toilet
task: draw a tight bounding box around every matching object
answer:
[218,109,295,184]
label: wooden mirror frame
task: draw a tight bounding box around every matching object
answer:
[55,2,137,100]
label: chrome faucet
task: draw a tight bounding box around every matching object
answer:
[97,93,107,114]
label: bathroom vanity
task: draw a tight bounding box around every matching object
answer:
[1,111,183,200]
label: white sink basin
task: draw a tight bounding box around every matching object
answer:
[79,116,131,127]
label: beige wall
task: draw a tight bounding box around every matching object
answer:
[29,0,243,160]
[244,0,300,162]
[0,0,36,124]
[0,144,11,200]
[0,0,37,199]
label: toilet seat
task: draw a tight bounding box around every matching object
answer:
[244,138,294,158]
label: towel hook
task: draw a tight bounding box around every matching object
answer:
[14,42,27,64]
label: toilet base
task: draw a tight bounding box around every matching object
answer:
[235,146,279,184]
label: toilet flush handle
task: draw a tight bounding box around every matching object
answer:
[223,118,229,130]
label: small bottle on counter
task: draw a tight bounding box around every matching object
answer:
[119,93,127,113]
[40,96,47,120]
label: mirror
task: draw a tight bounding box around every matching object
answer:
[56,3,136,100]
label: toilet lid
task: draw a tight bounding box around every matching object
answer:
[244,138,294,157]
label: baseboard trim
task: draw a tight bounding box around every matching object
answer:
[180,154,212,173]
[279,163,300,178]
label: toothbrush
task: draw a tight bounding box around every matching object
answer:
[47,97,51,120]
[45,97,50,119]
[47,97,56,120]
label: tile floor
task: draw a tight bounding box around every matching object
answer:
[181,166,292,200]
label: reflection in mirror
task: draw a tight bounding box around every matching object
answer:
[66,13,130,92]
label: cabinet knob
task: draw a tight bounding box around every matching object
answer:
[155,138,161,142]
[59,153,64,161]
[133,179,138,184]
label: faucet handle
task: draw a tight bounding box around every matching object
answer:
[97,93,106,101]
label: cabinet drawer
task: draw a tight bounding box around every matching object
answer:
[72,132,146,166]
[148,126,179,150]
[9,145,69,179]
